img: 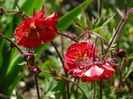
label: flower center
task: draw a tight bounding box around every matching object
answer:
[74,51,90,69]
[30,23,36,30]
[24,23,37,37]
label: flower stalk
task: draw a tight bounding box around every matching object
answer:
[51,41,70,99]
[100,79,103,99]
[34,74,40,99]
[116,57,125,99]
[57,32,78,43]
[93,82,96,99]
[0,33,23,55]
[104,8,133,55]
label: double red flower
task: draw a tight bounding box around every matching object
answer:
[15,9,58,48]
[64,42,115,82]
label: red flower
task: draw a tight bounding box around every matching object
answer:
[81,62,115,82]
[64,42,98,75]
[64,42,115,82]
[15,9,58,48]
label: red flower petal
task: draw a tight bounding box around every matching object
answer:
[17,35,42,48]
[44,12,58,25]
[100,62,115,79]
[81,64,104,82]
[64,62,78,75]
[34,9,45,18]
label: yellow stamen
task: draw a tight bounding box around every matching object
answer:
[30,23,36,29]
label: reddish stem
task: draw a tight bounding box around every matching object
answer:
[51,41,70,98]
[104,8,133,56]
[57,32,78,43]
[34,74,40,99]
[0,33,23,55]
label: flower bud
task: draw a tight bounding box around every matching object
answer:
[0,8,4,15]
[115,88,124,93]
[115,49,126,58]
[24,51,34,64]
[28,66,41,74]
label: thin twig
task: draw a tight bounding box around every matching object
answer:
[116,57,125,99]
[0,93,10,99]
[118,58,125,88]
[91,32,108,45]
[51,41,65,72]
[100,80,103,99]
[51,41,70,98]
[61,76,87,99]
[4,9,21,14]
[34,74,40,99]
[104,8,133,55]
[92,82,96,99]
[105,19,125,54]
[59,0,63,15]
[57,32,78,43]
[0,33,23,55]
[61,36,64,57]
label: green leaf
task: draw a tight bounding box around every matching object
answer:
[92,14,115,31]
[0,0,44,96]
[128,54,133,60]
[35,43,50,58]
[74,17,86,29]
[124,63,133,79]
[57,0,90,31]
[15,0,44,24]
[20,0,44,15]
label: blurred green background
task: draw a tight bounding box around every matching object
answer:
[0,0,133,99]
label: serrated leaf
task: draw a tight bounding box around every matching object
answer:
[74,17,86,29]
[92,14,115,31]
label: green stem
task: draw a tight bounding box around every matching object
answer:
[93,82,96,99]
[116,57,125,99]
[98,0,103,17]
[100,80,103,99]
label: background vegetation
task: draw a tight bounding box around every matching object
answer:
[0,0,133,99]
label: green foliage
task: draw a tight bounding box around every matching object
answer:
[0,0,133,99]
[57,0,90,31]
[91,15,115,31]
[0,0,44,96]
